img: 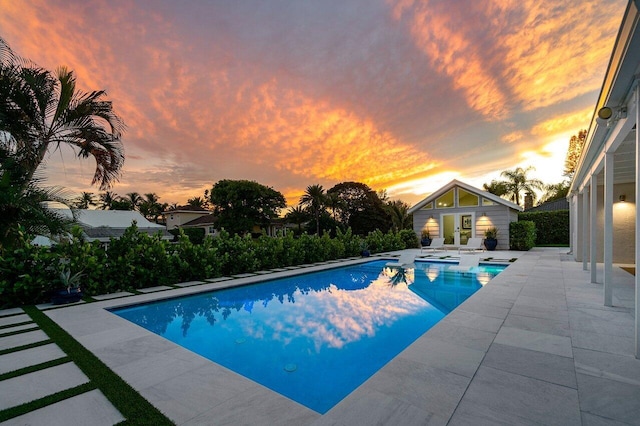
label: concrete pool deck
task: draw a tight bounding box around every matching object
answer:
[2,247,640,425]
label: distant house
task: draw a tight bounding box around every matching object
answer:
[408,180,522,250]
[524,199,569,212]
[163,206,211,230]
[48,208,172,244]
[181,213,219,238]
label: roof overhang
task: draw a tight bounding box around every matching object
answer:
[408,179,522,214]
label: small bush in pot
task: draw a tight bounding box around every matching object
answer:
[484,227,498,251]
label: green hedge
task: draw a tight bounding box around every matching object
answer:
[0,226,416,308]
[518,210,569,245]
[509,221,536,250]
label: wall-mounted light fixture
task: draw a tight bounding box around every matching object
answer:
[481,212,487,217]
[597,106,627,127]
[429,214,434,220]
[619,194,626,202]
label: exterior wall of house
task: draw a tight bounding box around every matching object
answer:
[413,203,515,250]
[594,184,635,264]
[572,183,636,264]
[165,211,210,229]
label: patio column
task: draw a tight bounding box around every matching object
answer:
[635,83,640,358]
[604,151,614,307]
[582,188,589,270]
[590,173,598,283]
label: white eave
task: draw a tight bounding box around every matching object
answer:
[408,179,523,214]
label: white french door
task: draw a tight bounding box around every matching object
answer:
[441,213,474,245]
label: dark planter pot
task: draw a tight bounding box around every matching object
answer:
[484,238,498,251]
[361,250,371,257]
[50,288,83,305]
[421,238,432,247]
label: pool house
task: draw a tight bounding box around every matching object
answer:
[409,179,522,251]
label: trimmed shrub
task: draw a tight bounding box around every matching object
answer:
[0,225,418,308]
[510,221,537,250]
[518,210,569,245]
[398,229,420,249]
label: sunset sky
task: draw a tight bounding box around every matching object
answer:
[0,0,629,208]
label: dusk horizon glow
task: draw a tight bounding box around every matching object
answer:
[0,0,628,208]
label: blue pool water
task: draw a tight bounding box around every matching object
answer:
[112,259,506,413]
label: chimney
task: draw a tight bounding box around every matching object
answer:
[524,192,533,210]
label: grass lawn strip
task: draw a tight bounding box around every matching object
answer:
[23,306,174,426]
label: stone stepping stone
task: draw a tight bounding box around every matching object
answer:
[1,389,124,426]
[0,330,49,351]
[0,308,24,317]
[0,323,38,335]
[0,362,89,410]
[0,313,30,327]
[0,343,67,375]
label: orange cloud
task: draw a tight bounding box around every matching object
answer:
[390,0,508,120]
[389,0,624,114]
[531,108,592,136]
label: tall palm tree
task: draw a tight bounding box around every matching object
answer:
[0,37,125,190]
[499,166,544,207]
[99,191,117,210]
[74,191,97,209]
[140,192,162,223]
[125,192,142,210]
[299,184,326,235]
[325,191,346,222]
[386,200,412,232]
[285,206,310,232]
[187,196,208,209]
[0,146,73,251]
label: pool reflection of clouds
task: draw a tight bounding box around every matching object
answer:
[258,271,431,351]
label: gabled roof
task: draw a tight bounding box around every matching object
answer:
[162,205,209,214]
[408,179,523,214]
[51,208,164,229]
[182,214,218,227]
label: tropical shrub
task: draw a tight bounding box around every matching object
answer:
[518,210,569,245]
[0,224,419,308]
[510,221,537,250]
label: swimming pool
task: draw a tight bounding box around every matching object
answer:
[112,259,506,413]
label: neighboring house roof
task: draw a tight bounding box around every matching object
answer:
[49,208,172,241]
[408,179,523,214]
[182,214,218,227]
[162,205,209,214]
[524,199,569,212]
[52,208,165,229]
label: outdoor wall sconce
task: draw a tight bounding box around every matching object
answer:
[429,214,434,220]
[619,194,626,202]
[597,106,627,127]
[481,212,487,217]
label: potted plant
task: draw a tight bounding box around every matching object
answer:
[484,227,498,251]
[50,269,84,305]
[420,229,431,247]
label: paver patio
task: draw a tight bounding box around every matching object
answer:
[1,247,639,425]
